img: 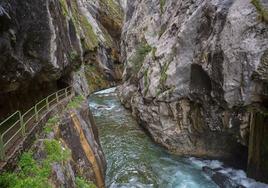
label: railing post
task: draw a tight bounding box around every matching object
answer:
[65,88,68,98]
[35,105,38,122]
[0,135,5,161]
[46,97,49,110]
[56,92,59,102]
[71,88,74,97]
[20,114,25,137]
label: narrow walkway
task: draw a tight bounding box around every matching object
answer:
[0,87,74,170]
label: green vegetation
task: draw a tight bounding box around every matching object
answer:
[152,47,157,60]
[129,42,152,75]
[251,0,268,23]
[85,65,109,92]
[98,0,123,47]
[201,52,209,64]
[101,26,114,48]
[159,62,171,87]
[144,68,150,95]
[44,116,59,134]
[160,0,166,14]
[80,15,99,50]
[59,0,69,17]
[59,0,99,50]
[99,0,124,23]
[75,177,97,188]
[67,95,85,109]
[70,1,98,50]
[157,61,171,95]
[44,139,71,162]
[69,50,79,62]
[159,24,167,38]
[0,139,71,188]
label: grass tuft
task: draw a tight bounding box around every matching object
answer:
[75,177,97,188]
[44,140,71,162]
[44,116,59,134]
[67,95,85,109]
[0,138,71,188]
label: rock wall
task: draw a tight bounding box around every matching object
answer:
[58,101,106,187]
[0,0,123,120]
[117,0,268,181]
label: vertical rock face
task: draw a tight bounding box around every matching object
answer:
[0,0,124,119]
[58,101,106,187]
[118,0,268,181]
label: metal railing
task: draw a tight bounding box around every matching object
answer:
[0,86,74,160]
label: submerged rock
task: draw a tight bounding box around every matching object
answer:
[203,167,246,188]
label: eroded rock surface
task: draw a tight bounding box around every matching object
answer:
[0,0,124,119]
[117,0,268,181]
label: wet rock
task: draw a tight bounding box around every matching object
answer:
[203,166,246,188]
[211,173,246,188]
[118,0,268,181]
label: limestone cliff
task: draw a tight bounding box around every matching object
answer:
[0,0,123,119]
[117,0,268,182]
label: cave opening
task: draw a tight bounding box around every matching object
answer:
[57,75,70,90]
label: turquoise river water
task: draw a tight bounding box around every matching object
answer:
[89,88,267,188]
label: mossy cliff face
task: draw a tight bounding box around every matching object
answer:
[0,0,123,119]
[118,0,268,182]
[0,100,106,188]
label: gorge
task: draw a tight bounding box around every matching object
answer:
[0,0,268,187]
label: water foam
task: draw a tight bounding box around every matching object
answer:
[189,157,268,188]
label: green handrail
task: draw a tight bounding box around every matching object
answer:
[0,86,74,160]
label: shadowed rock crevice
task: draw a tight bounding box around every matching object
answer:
[190,64,212,94]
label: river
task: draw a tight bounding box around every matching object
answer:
[89,88,268,188]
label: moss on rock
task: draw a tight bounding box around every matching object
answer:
[251,0,268,23]
[85,64,110,92]
[59,0,68,17]
[70,0,98,51]
[129,42,152,76]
